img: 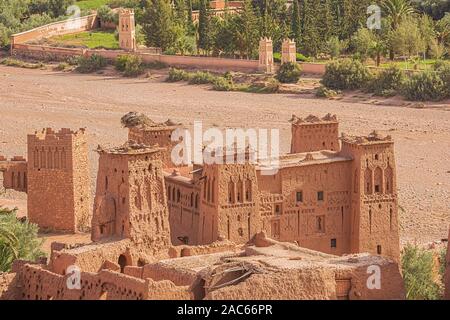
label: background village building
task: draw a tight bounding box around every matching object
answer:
[281,39,297,64]
[118,9,136,51]
[0,156,27,193]
[258,37,274,73]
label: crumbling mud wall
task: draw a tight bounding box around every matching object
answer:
[12,264,190,300]
[0,273,21,300]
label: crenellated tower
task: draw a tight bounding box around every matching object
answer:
[340,131,400,261]
[290,114,340,153]
[27,128,90,233]
[118,9,136,51]
[91,142,171,254]
[196,146,261,245]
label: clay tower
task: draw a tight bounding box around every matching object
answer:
[290,114,340,153]
[27,128,90,233]
[91,142,171,253]
[118,9,136,51]
[340,132,400,261]
[196,147,261,245]
[258,37,274,73]
[127,118,182,169]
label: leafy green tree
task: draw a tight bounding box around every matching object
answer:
[290,0,302,46]
[143,0,176,52]
[402,244,442,300]
[435,13,450,47]
[187,0,195,34]
[325,36,347,59]
[390,17,425,58]
[382,0,416,59]
[233,0,260,59]
[198,0,212,54]
[0,207,44,272]
[173,0,188,26]
[414,0,450,20]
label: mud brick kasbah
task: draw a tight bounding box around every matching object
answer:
[0,113,411,300]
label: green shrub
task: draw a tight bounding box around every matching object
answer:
[436,63,450,98]
[433,60,450,71]
[273,52,281,63]
[273,52,309,63]
[166,68,190,82]
[368,66,405,96]
[187,71,216,85]
[115,54,144,77]
[212,77,234,91]
[54,62,70,71]
[296,52,309,62]
[0,207,44,272]
[322,58,372,90]
[276,62,302,83]
[97,5,118,25]
[316,86,341,98]
[239,78,280,94]
[0,58,44,69]
[76,54,108,73]
[402,71,447,101]
[402,244,441,300]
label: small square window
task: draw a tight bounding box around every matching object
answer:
[377,245,382,255]
[317,191,324,201]
[275,205,281,214]
[375,185,380,193]
[296,191,303,202]
[331,239,337,248]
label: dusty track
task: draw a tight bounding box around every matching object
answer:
[0,65,449,244]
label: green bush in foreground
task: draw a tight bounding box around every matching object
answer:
[0,207,44,272]
[316,86,341,98]
[76,54,108,73]
[368,66,405,97]
[402,244,441,300]
[321,58,372,90]
[436,63,450,98]
[402,71,447,101]
[166,68,190,82]
[188,71,217,85]
[115,54,144,77]
[276,62,302,84]
[212,77,234,91]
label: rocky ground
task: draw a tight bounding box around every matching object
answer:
[0,65,449,246]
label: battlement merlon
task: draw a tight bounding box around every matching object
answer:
[0,155,26,162]
[96,141,164,156]
[290,113,338,125]
[119,8,135,16]
[28,128,87,142]
[340,131,394,146]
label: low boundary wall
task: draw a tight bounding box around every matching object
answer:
[11,14,99,47]
[10,14,326,74]
[11,44,327,74]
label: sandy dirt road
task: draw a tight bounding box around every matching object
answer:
[0,65,449,244]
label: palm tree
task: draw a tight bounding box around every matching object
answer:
[382,0,415,30]
[0,221,19,272]
[382,0,415,60]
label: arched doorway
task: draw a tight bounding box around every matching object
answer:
[118,254,128,273]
